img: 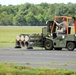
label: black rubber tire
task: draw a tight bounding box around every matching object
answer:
[67,42,75,51]
[54,48,62,51]
[44,40,53,50]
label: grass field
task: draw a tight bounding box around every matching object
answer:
[0,26,75,48]
[0,63,76,75]
[0,26,42,48]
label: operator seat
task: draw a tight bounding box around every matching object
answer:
[58,27,71,35]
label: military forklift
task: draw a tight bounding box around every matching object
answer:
[15,16,76,51]
[43,16,76,51]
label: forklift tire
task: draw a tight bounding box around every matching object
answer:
[44,40,53,50]
[66,42,75,51]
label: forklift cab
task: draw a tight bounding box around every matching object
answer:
[47,16,74,38]
[51,16,72,34]
[46,16,76,38]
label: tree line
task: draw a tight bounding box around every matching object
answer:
[0,2,76,26]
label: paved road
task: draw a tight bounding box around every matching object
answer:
[0,48,76,70]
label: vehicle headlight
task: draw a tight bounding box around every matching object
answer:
[75,34,76,36]
[62,35,65,39]
[51,33,53,36]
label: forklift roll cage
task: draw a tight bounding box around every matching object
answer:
[51,16,76,34]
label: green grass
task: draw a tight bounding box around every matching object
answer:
[0,26,42,48]
[0,62,76,75]
[0,26,75,48]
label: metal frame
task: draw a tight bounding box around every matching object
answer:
[51,16,72,34]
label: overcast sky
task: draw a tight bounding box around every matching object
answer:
[0,0,76,5]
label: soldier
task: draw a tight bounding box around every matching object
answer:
[54,18,67,34]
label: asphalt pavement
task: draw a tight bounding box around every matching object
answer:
[0,47,76,70]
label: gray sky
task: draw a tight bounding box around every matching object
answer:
[0,0,76,5]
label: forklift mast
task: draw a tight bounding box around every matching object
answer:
[74,18,76,34]
[47,21,56,33]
